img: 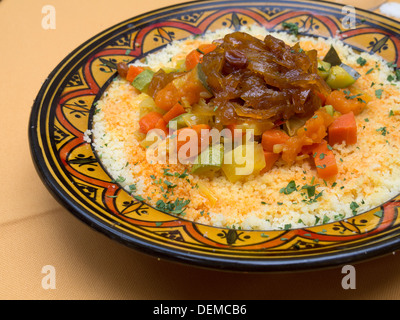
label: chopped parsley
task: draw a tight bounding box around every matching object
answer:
[344,90,363,101]
[162,168,174,176]
[156,198,190,216]
[365,68,374,75]
[396,69,400,81]
[280,180,298,195]
[112,176,126,183]
[375,89,384,99]
[376,126,389,136]
[134,195,145,202]
[322,215,330,224]
[350,201,359,215]
[356,57,367,66]
[282,22,299,36]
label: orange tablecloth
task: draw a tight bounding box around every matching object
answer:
[1,0,400,300]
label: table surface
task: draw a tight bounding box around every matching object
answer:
[1,0,400,300]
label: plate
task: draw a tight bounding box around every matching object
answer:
[29,0,400,272]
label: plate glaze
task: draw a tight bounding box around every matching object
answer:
[29,0,400,272]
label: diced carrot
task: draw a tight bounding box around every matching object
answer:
[155,118,169,136]
[329,112,357,146]
[139,111,164,134]
[325,89,367,115]
[185,50,203,71]
[315,90,328,105]
[198,43,218,55]
[126,66,145,82]
[163,103,186,123]
[154,82,181,111]
[282,108,334,164]
[313,141,338,179]
[301,143,320,155]
[261,129,290,152]
[155,67,210,112]
[190,124,212,148]
[185,44,217,71]
[261,151,280,174]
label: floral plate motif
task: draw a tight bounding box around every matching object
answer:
[29,0,400,272]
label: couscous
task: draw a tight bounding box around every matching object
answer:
[85,25,400,230]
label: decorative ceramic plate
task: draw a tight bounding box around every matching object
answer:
[29,0,400,272]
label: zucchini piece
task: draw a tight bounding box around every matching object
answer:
[132,69,155,92]
[175,59,187,72]
[317,59,331,80]
[322,105,335,116]
[196,64,212,94]
[340,63,361,81]
[323,46,360,88]
[182,113,213,127]
[234,121,274,136]
[191,100,215,117]
[191,143,224,177]
[283,116,307,137]
[139,94,166,118]
[326,65,358,89]
[167,114,187,129]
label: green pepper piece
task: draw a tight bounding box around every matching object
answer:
[132,69,155,92]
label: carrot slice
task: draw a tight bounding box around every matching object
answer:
[313,141,338,179]
[126,66,145,83]
[139,111,164,134]
[261,129,290,152]
[261,151,280,174]
[163,103,186,123]
[328,112,357,146]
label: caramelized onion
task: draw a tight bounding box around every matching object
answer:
[201,32,331,125]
